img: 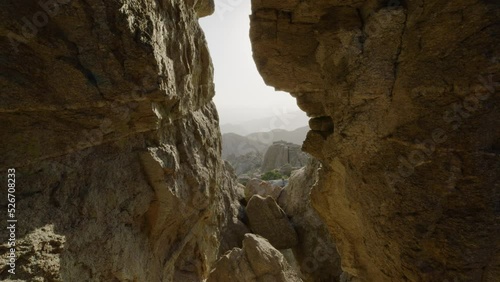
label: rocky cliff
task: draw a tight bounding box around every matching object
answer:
[261,141,309,173]
[0,0,246,281]
[251,0,499,281]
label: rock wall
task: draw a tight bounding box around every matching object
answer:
[251,0,499,281]
[278,159,343,282]
[0,0,245,281]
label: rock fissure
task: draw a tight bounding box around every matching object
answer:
[1,0,498,281]
[389,8,408,99]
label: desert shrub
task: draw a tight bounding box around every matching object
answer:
[261,170,282,181]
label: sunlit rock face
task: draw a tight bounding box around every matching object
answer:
[250,0,500,281]
[0,0,246,281]
[207,234,303,282]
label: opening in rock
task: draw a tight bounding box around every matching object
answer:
[198,2,344,282]
[199,0,310,183]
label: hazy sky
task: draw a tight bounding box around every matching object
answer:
[199,0,304,125]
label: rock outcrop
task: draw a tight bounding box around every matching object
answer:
[244,178,283,202]
[207,234,303,282]
[222,127,309,177]
[0,0,244,281]
[246,195,298,250]
[278,160,343,282]
[251,0,499,281]
[261,141,309,173]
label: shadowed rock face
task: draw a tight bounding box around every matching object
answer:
[246,195,298,250]
[0,0,245,281]
[278,160,343,282]
[250,0,500,281]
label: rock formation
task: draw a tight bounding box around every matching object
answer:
[251,0,499,281]
[222,127,309,177]
[1,0,498,281]
[261,141,309,173]
[278,160,343,282]
[0,0,245,280]
[207,234,303,282]
[244,178,283,202]
[246,195,298,250]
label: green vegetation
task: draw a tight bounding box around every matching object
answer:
[261,170,283,181]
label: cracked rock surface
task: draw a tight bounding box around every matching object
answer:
[246,195,298,250]
[251,0,500,281]
[0,0,245,281]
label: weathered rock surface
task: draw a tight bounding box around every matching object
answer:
[251,0,500,281]
[278,160,343,282]
[246,195,298,250]
[0,0,244,281]
[245,178,283,202]
[261,141,309,172]
[207,233,303,282]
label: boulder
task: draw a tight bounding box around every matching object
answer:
[246,195,298,249]
[245,178,283,202]
[207,234,302,282]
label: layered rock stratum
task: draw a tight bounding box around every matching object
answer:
[0,0,246,281]
[251,0,499,281]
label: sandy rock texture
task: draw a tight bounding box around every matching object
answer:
[0,0,245,281]
[207,233,303,282]
[251,0,500,281]
[246,195,298,250]
[278,160,343,282]
[245,178,283,202]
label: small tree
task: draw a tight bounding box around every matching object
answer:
[261,170,282,181]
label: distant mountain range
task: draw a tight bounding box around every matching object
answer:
[222,126,308,159]
[246,127,308,146]
[222,133,268,159]
[222,126,309,176]
[220,110,308,136]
